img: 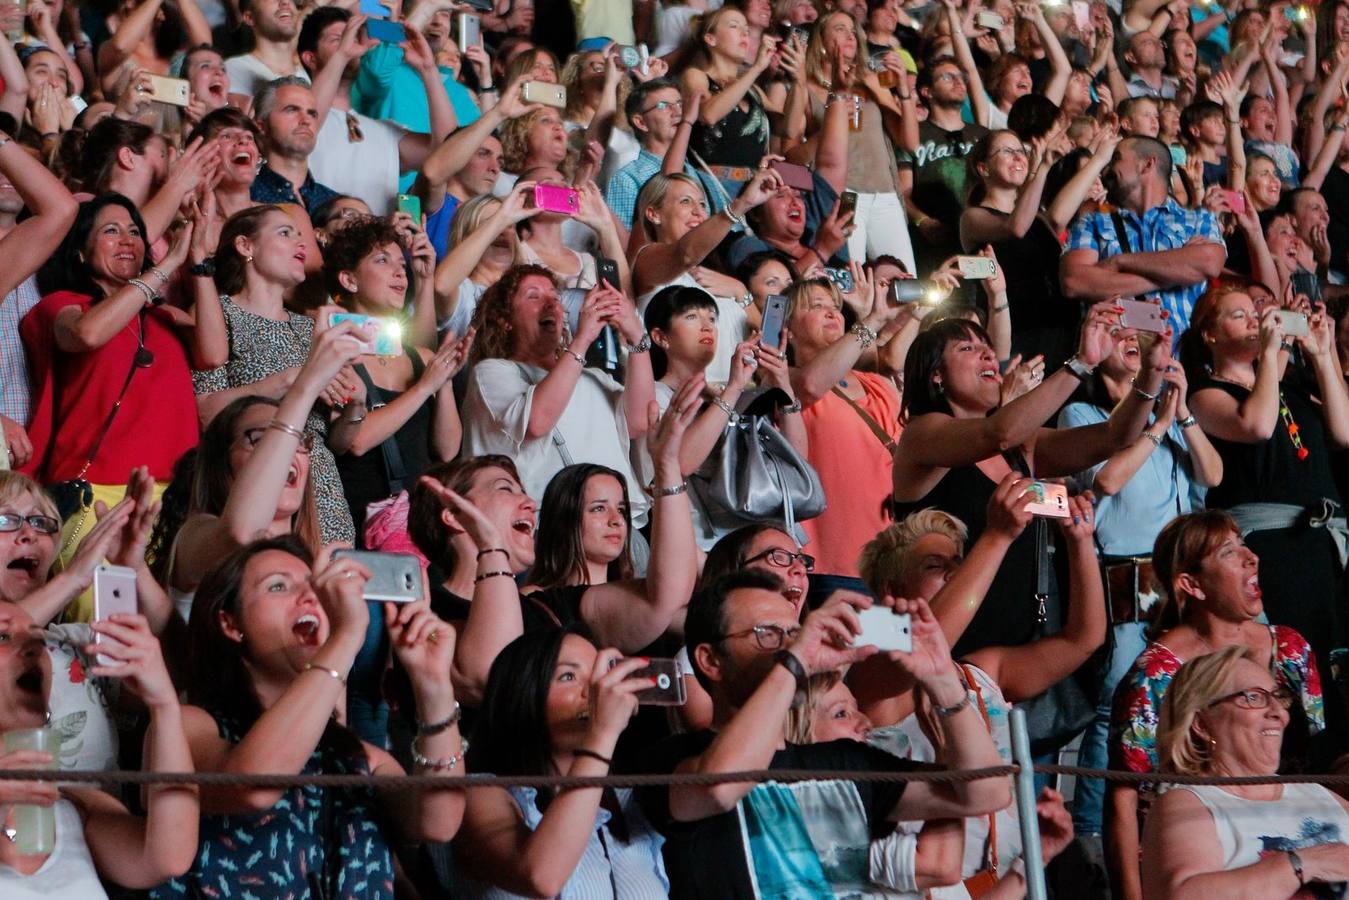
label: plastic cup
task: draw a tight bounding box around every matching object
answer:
[3,727,58,854]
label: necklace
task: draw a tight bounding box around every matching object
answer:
[1278,390,1310,460]
[134,309,154,368]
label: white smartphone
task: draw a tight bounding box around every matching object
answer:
[1117,298,1170,333]
[457,12,480,53]
[331,549,425,602]
[852,607,913,653]
[1023,481,1071,518]
[1275,310,1310,337]
[956,255,997,280]
[93,564,138,666]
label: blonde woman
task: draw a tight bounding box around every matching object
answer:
[433,184,540,337]
[1142,646,1349,898]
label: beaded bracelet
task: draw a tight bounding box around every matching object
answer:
[411,736,469,771]
[559,347,586,365]
[476,547,510,560]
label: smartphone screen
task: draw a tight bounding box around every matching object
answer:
[761,293,788,348]
[329,311,401,356]
[365,17,406,43]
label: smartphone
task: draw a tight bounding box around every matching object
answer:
[1221,189,1246,215]
[93,564,138,667]
[839,190,859,221]
[956,255,997,280]
[761,293,788,349]
[596,256,619,289]
[396,192,421,222]
[328,311,402,356]
[1169,144,1187,166]
[891,279,946,305]
[824,266,854,294]
[1276,309,1311,337]
[365,17,406,43]
[1117,298,1170,333]
[145,74,190,107]
[587,324,621,373]
[976,10,1005,30]
[1284,5,1309,21]
[1289,270,1322,304]
[534,182,579,215]
[616,44,642,69]
[1071,0,1091,30]
[457,12,480,52]
[330,549,425,602]
[521,80,567,109]
[852,607,913,653]
[630,658,686,705]
[1023,481,1071,518]
[770,160,815,192]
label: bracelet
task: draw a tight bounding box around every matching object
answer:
[1334,124,1348,133]
[1131,378,1159,402]
[416,701,463,736]
[711,396,739,421]
[346,414,366,424]
[655,481,688,497]
[722,206,746,228]
[1141,431,1163,447]
[304,662,347,685]
[781,399,803,414]
[1177,415,1198,429]
[773,649,808,707]
[851,322,878,349]
[736,292,754,309]
[411,735,469,771]
[1063,355,1094,382]
[266,419,307,441]
[559,346,586,365]
[146,267,170,286]
[574,748,612,766]
[933,691,972,718]
[991,302,1009,314]
[627,332,652,354]
[475,570,514,584]
[914,214,931,229]
[1287,850,1305,888]
[476,547,510,560]
[127,278,157,306]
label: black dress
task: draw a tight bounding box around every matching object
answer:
[1195,370,1347,669]
[337,348,434,545]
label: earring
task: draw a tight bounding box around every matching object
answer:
[244,256,253,264]
[934,380,944,395]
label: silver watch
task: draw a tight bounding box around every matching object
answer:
[627,332,653,354]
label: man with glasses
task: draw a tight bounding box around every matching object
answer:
[636,569,1010,898]
[604,78,724,230]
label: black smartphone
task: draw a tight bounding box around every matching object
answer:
[839,190,859,220]
[1290,269,1322,304]
[761,293,788,349]
[597,257,620,289]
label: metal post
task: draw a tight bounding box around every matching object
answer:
[1010,707,1047,900]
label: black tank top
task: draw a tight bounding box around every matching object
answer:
[690,77,770,168]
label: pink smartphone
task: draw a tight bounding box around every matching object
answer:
[1221,189,1246,215]
[93,564,137,667]
[770,160,814,192]
[534,183,579,215]
[1023,481,1071,518]
[1117,298,1170,333]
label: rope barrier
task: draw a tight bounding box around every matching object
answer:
[1,763,1346,790]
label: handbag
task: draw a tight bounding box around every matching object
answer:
[689,388,826,541]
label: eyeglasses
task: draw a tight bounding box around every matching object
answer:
[0,514,60,535]
[237,426,315,454]
[744,547,816,572]
[720,623,802,651]
[991,145,1030,159]
[933,71,963,83]
[1208,686,1294,711]
[642,98,682,114]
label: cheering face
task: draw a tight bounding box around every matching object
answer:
[741,528,810,611]
[224,551,330,677]
[1184,530,1263,621]
[248,0,299,41]
[0,605,51,733]
[185,47,229,111]
[0,492,59,602]
[1245,156,1282,210]
[1101,332,1143,379]
[237,209,309,288]
[649,179,710,242]
[579,475,629,570]
[461,466,539,570]
[507,274,566,360]
[546,634,600,750]
[216,126,261,187]
[226,402,312,521]
[84,204,147,286]
[526,111,568,167]
[935,334,1002,413]
[1198,658,1289,776]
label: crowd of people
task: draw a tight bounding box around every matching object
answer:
[0,0,1347,894]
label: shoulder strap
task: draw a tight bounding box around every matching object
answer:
[513,361,576,469]
[829,385,897,454]
[74,310,147,480]
[960,664,998,877]
[352,362,410,495]
[1110,209,1133,255]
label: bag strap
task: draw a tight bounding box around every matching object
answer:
[1109,209,1133,255]
[75,312,147,481]
[830,386,897,454]
[1002,450,1052,626]
[513,361,576,469]
[960,663,999,877]
[352,360,410,495]
[525,592,564,627]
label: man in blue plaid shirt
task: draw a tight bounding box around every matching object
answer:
[1061,135,1226,335]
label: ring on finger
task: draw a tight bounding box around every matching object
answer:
[428,628,440,644]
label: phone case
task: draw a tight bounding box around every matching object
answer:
[396,192,421,221]
[760,294,788,349]
[331,550,425,602]
[824,267,854,294]
[630,659,686,705]
[1024,481,1071,518]
[146,75,189,107]
[852,607,913,653]
[94,564,138,666]
[522,81,567,109]
[457,12,480,52]
[1071,0,1091,30]
[1117,299,1170,333]
[596,257,620,288]
[328,312,402,356]
[976,11,1004,30]
[957,256,997,280]
[358,0,386,16]
[771,161,815,192]
[365,18,406,43]
[534,183,579,215]
[839,191,859,218]
[1276,310,1311,336]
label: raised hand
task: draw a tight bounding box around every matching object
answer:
[311,553,373,645]
[86,613,179,709]
[787,590,877,676]
[386,600,455,692]
[1000,353,1046,405]
[985,471,1035,542]
[1077,298,1124,367]
[584,650,647,746]
[647,374,705,473]
[1056,491,1097,543]
[418,326,475,393]
[882,596,957,685]
[415,476,504,551]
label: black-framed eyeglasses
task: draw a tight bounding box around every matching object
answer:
[642,98,682,114]
[236,426,315,454]
[1208,686,1294,711]
[744,547,815,572]
[719,623,802,651]
[0,514,60,535]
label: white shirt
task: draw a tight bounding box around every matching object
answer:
[224,53,309,99]
[45,624,119,775]
[0,800,107,899]
[310,107,407,215]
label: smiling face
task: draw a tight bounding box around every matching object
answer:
[215,125,261,187]
[185,47,229,110]
[788,283,845,355]
[0,492,59,602]
[507,273,566,359]
[1202,290,1260,364]
[1167,29,1197,72]
[810,681,872,742]
[996,62,1032,105]
[462,465,538,570]
[979,131,1029,188]
[84,203,147,287]
[236,208,308,288]
[0,604,51,732]
[648,178,709,242]
[579,474,629,570]
[340,240,409,311]
[226,403,310,521]
[653,302,718,369]
[546,633,599,752]
[742,528,810,612]
[758,187,807,241]
[246,0,299,41]
[934,333,1002,413]
[223,550,328,679]
[1264,215,1305,274]
[1291,190,1330,240]
[1100,331,1142,379]
[1199,658,1289,776]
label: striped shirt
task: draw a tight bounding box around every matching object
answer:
[0,275,42,424]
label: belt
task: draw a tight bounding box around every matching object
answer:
[1102,555,1156,625]
[705,164,756,183]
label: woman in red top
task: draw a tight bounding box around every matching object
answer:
[22,193,224,618]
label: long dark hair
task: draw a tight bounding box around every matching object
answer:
[530,464,636,590]
[147,447,199,585]
[78,118,157,194]
[37,193,152,298]
[185,535,366,759]
[901,317,994,421]
[699,524,781,590]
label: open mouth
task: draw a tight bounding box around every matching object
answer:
[14,664,42,696]
[232,150,254,165]
[1246,574,1262,599]
[783,584,804,602]
[979,368,1001,382]
[511,518,535,537]
[6,556,40,578]
[292,613,320,645]
[1259,728,1282,737]
[294,250,307,265]
[285,464,299,488]
[785,207,804,222]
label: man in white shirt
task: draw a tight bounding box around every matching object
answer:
[225,0,309,108]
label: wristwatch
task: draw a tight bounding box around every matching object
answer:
[189,258,216,277]
[1063,355,1095,382]
[627,332,652,354]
